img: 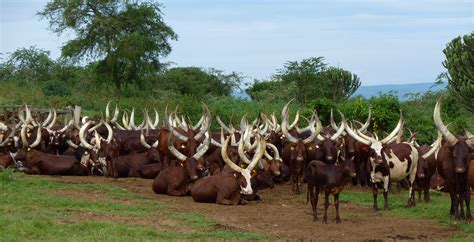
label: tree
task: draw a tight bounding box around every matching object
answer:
[39,0,178,99]
[1,46,54,83]
[277,57,327,105]
[443,32,474,112]
[320,67,361,101]
[161,67,242,98]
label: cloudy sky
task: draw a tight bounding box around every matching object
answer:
[1,0,472,86]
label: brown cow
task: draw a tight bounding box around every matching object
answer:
[414,133,441,203]
[191,135,265,205]
[152,127,210,196]
[305,156,357,224]
[433,98,472,223]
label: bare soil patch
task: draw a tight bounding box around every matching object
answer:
[49,176,465,241]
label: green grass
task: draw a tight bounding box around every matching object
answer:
[0,170,269,241]
[339,187,474,236]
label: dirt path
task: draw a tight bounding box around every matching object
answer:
[52,176,464,241]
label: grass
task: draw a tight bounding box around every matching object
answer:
[0,170,269,241]
[339,186,474,238]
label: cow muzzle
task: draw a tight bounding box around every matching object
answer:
[455,167,465,173]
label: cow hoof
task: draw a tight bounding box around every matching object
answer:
[313,217,318,222]
[322,219,327,224]
[336,218,341,224]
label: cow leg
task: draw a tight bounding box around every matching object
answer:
[335,193,341,224]
[308,184,317,222]
[372,185,378,211]
[417,188,422,204]
[323,190,329,224]
[424,177,430,203]
[465,185,472,223]
[407,172,416,208]
[383,176,390,211]
[216,192,235,205]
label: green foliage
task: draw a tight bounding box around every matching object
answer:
[39,0,178,99]
[320,67,361,101]
[443,32,474,112]
[1,46,54,83]
[277,56,327,105]
[161,67,241,97]
[249,57,361,104]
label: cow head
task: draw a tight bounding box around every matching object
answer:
[341,110,404,167]
[433,97,472,174]
[221,133,266,195]
[280,101,322,164]
[263,143,282,176]
[339,155,357,178]
[167,126,210,181]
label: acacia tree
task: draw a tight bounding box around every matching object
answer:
[39,0,177,99]
[443,32,474,112]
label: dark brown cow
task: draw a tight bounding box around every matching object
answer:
[305,156,357,224]
[413,133,441,203]
[433,98,472,223]
[152,128,209,196]
[191,136,265,205]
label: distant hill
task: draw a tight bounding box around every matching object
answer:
[232,82,447,101]
[353,82,446,100]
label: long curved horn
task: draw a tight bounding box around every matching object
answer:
[167,130,187,161]
[341,111,371,145]
[59,119,74,133]
[29,126,42,148]
[266,143,281,161]
[288,110,300,130]
[330,111,346,141]
[240,114,248,132]
[463,127,473,139]
[94,131,101,150]
[221,136,243,173]
[129,108,137,130]
[433,97,458,146]
[330,109,338,130]
[152,108,159,128]
[42,109,53,127]
[247,136,266,171]
[20,126,28,148]
[281,111,299,143]
[165,112,188,142]
[67,140,79,149]
[193,132,210,160]
[358,108,371,132]
[381,111,403,144]
[105,101,111,122]
[122,111,130,130]
[422,131,442,159]
[303,115,322,144]
[194,104,211,140]
[111,105,120,123]
[192,115,205,131]
[46,109,57,129]
[79,121,94,150]
[238,129,252,165]
[103,121,113,143]
[217,115,232,133]
[140,130,152,149]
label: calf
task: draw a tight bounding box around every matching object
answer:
[414,134,441,203]
[305,156,356,224]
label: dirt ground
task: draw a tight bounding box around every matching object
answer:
[51,176,466,241]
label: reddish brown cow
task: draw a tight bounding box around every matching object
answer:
[152,128,209,196]
[305,156,357,224]
[191,136,265,205]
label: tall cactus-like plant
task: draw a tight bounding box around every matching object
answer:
[443,32,474,112]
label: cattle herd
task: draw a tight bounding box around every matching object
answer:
[0,98,473,224]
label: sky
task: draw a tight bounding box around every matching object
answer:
[0,0,472,86]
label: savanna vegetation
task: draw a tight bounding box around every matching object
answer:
[0,0,472,144]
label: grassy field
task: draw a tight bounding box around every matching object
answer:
[0,169,268,241]
[340,187,474,239]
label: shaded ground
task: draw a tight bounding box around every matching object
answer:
[51,176,468,241]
